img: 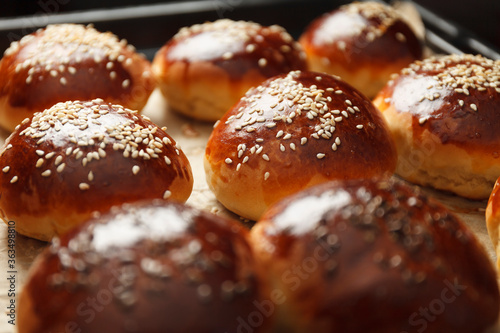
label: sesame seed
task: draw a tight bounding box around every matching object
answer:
[332,143,338,151]
[280,144,285,152]
[470,103,478,111]
[41,170,51,177]
[246,44,256,53]
[163,190,172,199]
[57,163,66,173]
[301,137,307,145]
[222,52,233,60]
[10,176,18,184]
[122,79,130,88]
[2,166,10,173]
[36,158,44,168]
[396,32,406,42]
[36,150,45,156]
[88,171,94,181]
[60,77,67,85]
[317,153,326,159]
[54,156,63,166]
[132,165,140,175]
[225,158,233,164]
[262,154,270,161]
[264,172,270,180]
[458,100,464,107]
[258,58,267,67]
[356,124,364,129]
[79,183,90,191]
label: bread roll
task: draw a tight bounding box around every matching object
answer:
[0,24,155,131]
[373,54,500,199]
[204,70,396,221]
[152,19,307,121]
[0,99,193,241]
[18,200,266,333]
[299,1,422,98]
[251,178,500,333]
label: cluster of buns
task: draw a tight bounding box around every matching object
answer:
[19,179,500,332]
[3,1,500,332]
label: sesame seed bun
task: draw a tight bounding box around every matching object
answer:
[18,200,266,333]
[152,19,307,122]
[373,54,500,199]
[250,178,500,333]
[299,1,422,98]
[204,70,397,221]
[0,24,156,132]
[0,99,193,241]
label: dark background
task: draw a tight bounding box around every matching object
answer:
[0,0,499,58]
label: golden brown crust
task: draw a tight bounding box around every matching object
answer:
[0,24,156,131]
[152,19,307,121]
[0,99,193,241]
[18,200,265,333]
[204,70,396,221]
[486,178,500,271]
[373,54,500,199]
[299,1,422,98]
[251,179,500,333]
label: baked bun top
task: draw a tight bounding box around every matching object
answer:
[300,1,421,63]
[251,178,499,333]
[158,19,307,79]
[0,23,155,131]
[298,1,422,97]
[18,200,262,333]
[204,70,396,220]
[375,54,500,153]
[0,99,193,241]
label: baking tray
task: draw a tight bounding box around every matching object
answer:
[1,1,500,332]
